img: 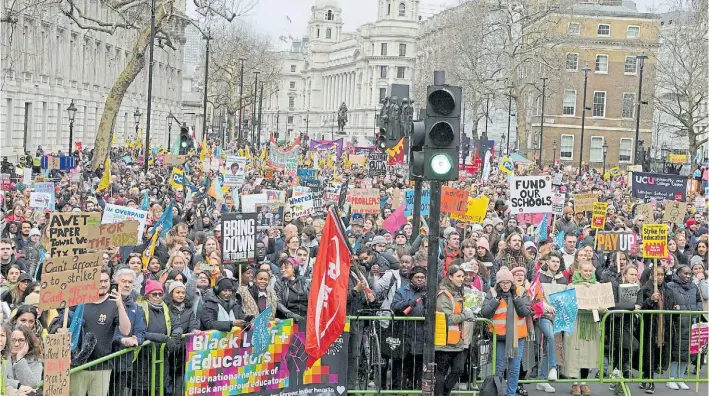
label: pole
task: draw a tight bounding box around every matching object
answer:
[276,110,280,138]
[331,112,334,140]
[603,150,607,175]
[238,58,245,144]
[167,123,172,149]
[252,72,260,145]
[579,66,590,172]
[143,0,156,173]
[506,89,512,156]
[412,179,422,235]
[634,56,645,165]
[422,180,442,396]
[538,77,547,168]
[257,81,264,146]
[306,112,309,134]
[201,30,211,144]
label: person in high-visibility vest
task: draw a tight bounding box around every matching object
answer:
[480,267,533,396]
[434,265,475,396]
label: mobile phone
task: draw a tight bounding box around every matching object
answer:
[109,283,118,294]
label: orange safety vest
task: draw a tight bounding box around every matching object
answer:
[489,291,528,339]
[435,289,463,346]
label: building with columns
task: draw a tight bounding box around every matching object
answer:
[261,0,421,144]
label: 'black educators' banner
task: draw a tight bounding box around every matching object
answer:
[222,213,256,265]
[631,172,687,201]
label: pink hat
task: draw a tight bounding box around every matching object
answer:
[510,266,527,277]
[495,268,514,285]
[144,279,164,295]
[476,238,490,252]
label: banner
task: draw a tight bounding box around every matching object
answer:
[34,181,56,210]
[641,223,668,259]
[43,333,71,396]
[631,172,687,201]
[591,202,608,229]
[441,187,469,217]
[169,168,186,191]
[309,138,344,158]
[39,253,102,310]
[184,321,349,396]
[102,204,149,241]
[268,142,299,172]
[222,213,256,265]
[288,194,315,218]
[349,189,380,215]
[595,231,637,253]
[509,176,553,214]
[225,156,247,186]
[668,154,687,164]
[549,288,577,334]
[573,193,597,213]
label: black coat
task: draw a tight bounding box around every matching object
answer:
[200,294,247,331]
[665,275,702,362]
[274,276,310,320]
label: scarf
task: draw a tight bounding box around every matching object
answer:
[147,300,164,311]
[503,291,519,360]
[571,271,598,340]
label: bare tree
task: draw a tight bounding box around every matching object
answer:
[653,0,708,158]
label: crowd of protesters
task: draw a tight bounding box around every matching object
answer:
[0,142,708,396]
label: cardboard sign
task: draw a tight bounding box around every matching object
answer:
[631,172,687,201]
[221,213,256,265]
[44,212,101,257]
[641,223,668,258]
[662,201,687,224]
[573,193,597,213]
[591,202,608,229]
[635,203,654,221]
[573,283,615,310]
[324,183,342,202]
[349,189,380,214]
[619,284,640,305]
[40,253,102,309]
[163,154,187,166]
[595,231,637,253]
[450,195,490,224]
[509,176,553,214]
[288,194,315,218]
[88,220,140,249]
[441,186,469,217]
[367,152,387,176]
[391,188,404,209]
[43,333,71,396]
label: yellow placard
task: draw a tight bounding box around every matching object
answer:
[450,195,490,224]
[641,223,668,259]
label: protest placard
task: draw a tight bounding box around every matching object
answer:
[163,154,187,166]
[690,323,709,355]
[551,193,565,215]
[221,213,256,265]
[573,193,597,213]
[43,333,70,396]
[350,189,380,214]
[642,223,668,259]
[224,156,247,186]
[595,231,637,253]
[441,186,469,217]
[509,176,553,214]
[619,284,640,305]
[44,212,101,257]
[450,196,490,224]
[88,220,140,249]
[0,173,11,191]
[256,204,284,229]
[391,188,404,209]
[40,253,102,310]
[663,201,687,224]
[572,283,615,310]
[264,189,286,203]
[102,204,149,240]
[324,183,342,202]
[367,152,387,176]
[635,203,654,221]
[241,193,268,213]
[464,289,487,313]
[184,321,348,396]
[404,189,431,217]
[288,194,315,217]
[30,192,53,210]
[591,202,608,229]
[549,288,577,334]
[631,172,687,201]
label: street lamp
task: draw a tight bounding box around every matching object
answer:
[67,100,77,153]
[661,143,669,173]
[553,139,557,165]
[579,65,591,173]
[634,51,648,165]
[501,134,507,156]
[167,112,173,149]
[505,86,514,158]
[602,140,608,175]
[538,76,547,168]
[252,70,261,145]
[133,107,141,140]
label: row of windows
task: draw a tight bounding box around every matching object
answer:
[559,135,633,163]
[380,43,407,56]
[378,65,407,78]
[561,90,636,119]
[567,22,640,39]
[385,2,407,17]
[565,53,640,75]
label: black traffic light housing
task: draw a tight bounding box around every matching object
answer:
[423,84,462,180]
[179,125,192,155]
[461,135,471,164]
[409,120,425,180]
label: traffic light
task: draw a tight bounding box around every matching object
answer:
[409,120,425,179]
[179,125,192,154]
[376,127,387,150]
[461,135,471,164]
[423,84,462,180]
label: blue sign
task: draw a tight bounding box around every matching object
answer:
[404,189,431,217]
[40,155,76,170]
[549,288,578,334]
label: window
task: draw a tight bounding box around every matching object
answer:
[379,88,387,102]
[597,24,610,36]
[619,138,633,163]
[380,66,387,78]
[627,25,640,38]
[287,116,294,124]
[622,93,635,118]
[326,10,333,20]
[595,54,608,73]
[325,28,331,39]
[624,56,637,74]
[562,89,576,116]
[399,43,406,56]
[381,43,388,56]
[567,22,580,35]
[290,65,296,72]
[398,2,406,16]
[590,136,604,162]
[387,2,391,15]
[289,81,296,89]
[565,53,578,71]
[316,27,320,38]
[592,91,606,117]
[560,135,574,160]
[288,96,295,109]
[397,66,405,78]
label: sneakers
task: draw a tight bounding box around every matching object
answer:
[666,382,679,390]
[580,384,591,395]
[677,382,689,390]
[571,384,581,396]
[535,383,556,393]
[548,367,558,381]
[645,383,655,394]
[639,383,646,390]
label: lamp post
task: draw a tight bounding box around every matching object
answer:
[133,107,141,141]
[305,111,310,135]
[237,57,246,144]
[67,100,77,153]
[552,139,557,165]
[501,134,507,156]
[538,76,547,167]
[506,86,513,157]
[252,70,261,145]
[143,0,156,174]
[201,29,212,144]
[634,51,648,165]
[602,141,608,175]
[167,112,173,149]
[579,65,591,173]
[661,143,669,173]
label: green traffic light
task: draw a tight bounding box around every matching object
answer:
[430,153,453,175]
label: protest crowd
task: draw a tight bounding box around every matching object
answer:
[0,137,708,396]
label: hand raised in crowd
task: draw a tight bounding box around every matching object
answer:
[651,292,661,302]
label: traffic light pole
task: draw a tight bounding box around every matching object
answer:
[422,179,442,396]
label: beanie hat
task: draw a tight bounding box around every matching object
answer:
[29,228,41,237]
[144,279,163,295]
[168,281,186,296]
[523,241,537,251]
[686,218,697,228]
[215,277,234,292]
[495,268,514,285]
[510,266,527,277]
[476,237,490,252]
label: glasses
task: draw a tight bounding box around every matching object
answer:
[11,338,26,345]
[149,292,164,298]
[412,275,426,280]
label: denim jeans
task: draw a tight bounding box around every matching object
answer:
[496,339,525,396]
[669,361,688,379]
[537,318,557,379]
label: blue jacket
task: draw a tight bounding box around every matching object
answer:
[391,283,426,355]
[112,298,147,372]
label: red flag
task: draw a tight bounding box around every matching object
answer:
[386,137,405,165]
[305,209,351,367]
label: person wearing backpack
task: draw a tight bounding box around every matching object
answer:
[480,267,532,396]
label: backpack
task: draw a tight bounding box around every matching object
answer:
[479,374,506,396]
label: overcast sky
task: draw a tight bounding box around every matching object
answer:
[241,0,666,48]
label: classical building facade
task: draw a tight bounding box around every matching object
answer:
[260,0,421,144]
[0,1,186,158]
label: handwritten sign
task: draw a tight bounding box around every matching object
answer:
[288,194,315,218]
[635,203,654,221]
[40,253,102,309]
[441,186,469,217]
[101,204,149,241]
[573,193,597,213]
[404,189,431,217]
[451,195,490,224]
[573,283,615,310]
[549,288,578,334]
[324,183,342,202]
[619,284,639,305]
[44,212,101,257]
[509,176,553,214]
[349,189,380,215]
[367,152,387,177]
[591,202,608,229]
[662,201,687,224]
[595,231,637,253]
[641,223,668,259]
[43,333,71,396]
[88,220,140,249]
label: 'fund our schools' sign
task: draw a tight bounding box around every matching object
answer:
[509,176,552,214]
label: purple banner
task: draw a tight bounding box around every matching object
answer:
[309,138,344,157]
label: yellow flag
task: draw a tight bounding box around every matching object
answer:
[199,138,208,161]
[141,231,158,270]
[97,157,111,191]
[260,148,267,162]
[245,146,252,160]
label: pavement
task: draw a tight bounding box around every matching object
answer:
[518,381,708,396]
